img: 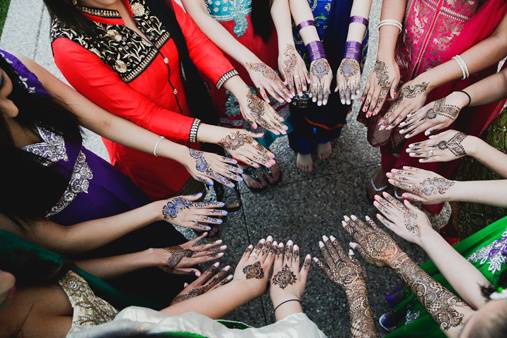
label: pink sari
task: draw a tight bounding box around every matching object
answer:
[361,0,507,214]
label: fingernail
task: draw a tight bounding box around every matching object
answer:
[220,245,227,250]
[344,215,351,221]
[226,275,233,281]
[348,249,355,257]
[313,257,319,262]
[195,271,201,276]
[223,265,231,271]
[349,242,359,249]
[218,252,224,257]
[322,235,329,242]
[213,262,220,267]
[306,254,311,260]
[318,241,324,248]
[287,240,293,246]
[351,215,358,220]
[215,240,223,244]
[272,241,278,246]
[279,242,284,248]
[267,235,273,242]
[341,221,347,227]
[205,226,212,231]
[247,244,254,249]
[259,239,265,244]
[330,235,336,241]
[218,202,225,207]
[365,215,371,221]
[294,244,299,251]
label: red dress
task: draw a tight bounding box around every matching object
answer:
[50,0,237,200]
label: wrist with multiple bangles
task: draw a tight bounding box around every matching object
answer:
[295,19,326,61]
[378,19,403,32]
[344,16,368,62]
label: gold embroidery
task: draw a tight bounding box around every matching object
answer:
[59,271,117,331]
[51,0,171,83]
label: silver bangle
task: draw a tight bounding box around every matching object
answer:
[189,118,201,143]
[153,136,166,157]
[378,19,403,32]
[452,55,469,80]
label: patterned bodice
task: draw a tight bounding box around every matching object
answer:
[205,0,252,37]
[398,0,480,78]
[22,128,93,217]
[59,271,117,334]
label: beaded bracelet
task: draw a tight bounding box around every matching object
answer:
[344,41,363,61]
[306,41,327,61]
[189,118,201,143]
[350,15,369,27]
[296,20,315,32]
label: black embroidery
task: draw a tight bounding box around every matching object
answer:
[50,0,171,83]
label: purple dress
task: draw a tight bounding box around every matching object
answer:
[1,49,192,309]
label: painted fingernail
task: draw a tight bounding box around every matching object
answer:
[220,245,227,250]
[218,202,226,207]
[365,215,372,221]
[223,265,231,271]
[247,244,254,249]
[205,226,212,231]
[294,245,299,251]
[351,215,358,220]
[349,242,359,249]
[226,275,233,281]
[341,221,347,227]
[213,262,220,267]
[322,235,329,242]
[330,235,336,241]
[319,241,324,248]
[313,257,319,262]
[287,240,293,246]
[267,235,273,242]
[217,252,224,257]
[215,240,223,244]
[272,241,278,246]
[259,239,266,244]
[348,249,355,257]
[306,254,312,260]
[344,215,351,221]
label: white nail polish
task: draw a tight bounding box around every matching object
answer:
[215,240,223,244]
[294,245,299,251]
[322,235,329,242]
[213,262,220,267]
[220,245,227,250]
[344,215,351,221]
[351,215,358,220]
[223,266,231,271]
[330,235,336,241]
[319,241,324,248]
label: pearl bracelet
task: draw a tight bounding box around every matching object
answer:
[378,19,403,33]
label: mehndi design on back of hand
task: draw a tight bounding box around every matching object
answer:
[419,177,455,196]
[161,246,194,273]
[435,131,467,157]
[243,261,265,280]
[162,197,192,219]
[246,62,279,81]
[425,98,460,120]
[272,264,297,289]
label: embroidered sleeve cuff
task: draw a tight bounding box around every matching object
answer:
[216,69,239,90]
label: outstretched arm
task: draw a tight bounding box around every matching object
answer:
[373,193,491,309]
[342,216,474,338]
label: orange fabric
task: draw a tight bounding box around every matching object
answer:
[51,0,236,199]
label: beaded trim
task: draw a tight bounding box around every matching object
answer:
[189,118,201,143]
[23,127,68,166]
[216,69,239,90]
[79,5,121,18]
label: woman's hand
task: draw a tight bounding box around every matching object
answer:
[361,59,400,118]
[399,91,468,138]
[233,237,275,298]
[171,262,233,304]
[269,240,311,307]
[245,60,292,103]
[379,79,430,131]
[386,167,457,204]
[278,44,309,98]
[406,130,473,163]
[238,92,288,135]
[309,58,333,106]
[184,149,242,188]
[313,235,365,291]
[373,192,434,247]
[336,58,361,105]
[218,129,276,168]
[161,193,227,232]
[341,215,402,268]
[157,232,227,275]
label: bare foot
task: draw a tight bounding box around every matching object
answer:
[317,142,332,160]
[242,173,268,191]
[296,153,313,172]
[265,163,282,185]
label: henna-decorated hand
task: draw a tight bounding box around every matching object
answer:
[406,130,473,163]
[362,59,400,118]
[269,240,311,307]
[373,192,434,246]
[278,44,309,98]
[399,93,464,138]
[313,235,366,290]
[158,232,227,275]
[245,61,292,103]
[379,79,429,131]
[171,262,233,304]
[233,237,275,297]
[161,193,227,232]
[386,167,456,204]
[185,149,242,188]
[238,92,288,135]
[309,58,333,106]
[341,215,403,268]
[218,130,276,169]
[336,58,361,105]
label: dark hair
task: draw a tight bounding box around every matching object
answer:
[251,0,274,42]
[43,0,219,125]
[0,54,82,221]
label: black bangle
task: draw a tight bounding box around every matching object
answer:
[273,298,301,312]
[456,90,472,108]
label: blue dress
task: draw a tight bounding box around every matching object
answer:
[289,0,357,155]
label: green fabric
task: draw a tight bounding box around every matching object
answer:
[0,229,147,309]
[386,216,507,338]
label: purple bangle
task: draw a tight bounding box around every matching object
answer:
[344,41,362,61]
[350,15,369,27]
[306,41,327,61]
[296,20,315,31]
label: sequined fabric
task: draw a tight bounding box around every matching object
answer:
[205,0,252,37]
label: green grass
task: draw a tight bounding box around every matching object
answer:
[0,0,11,38]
